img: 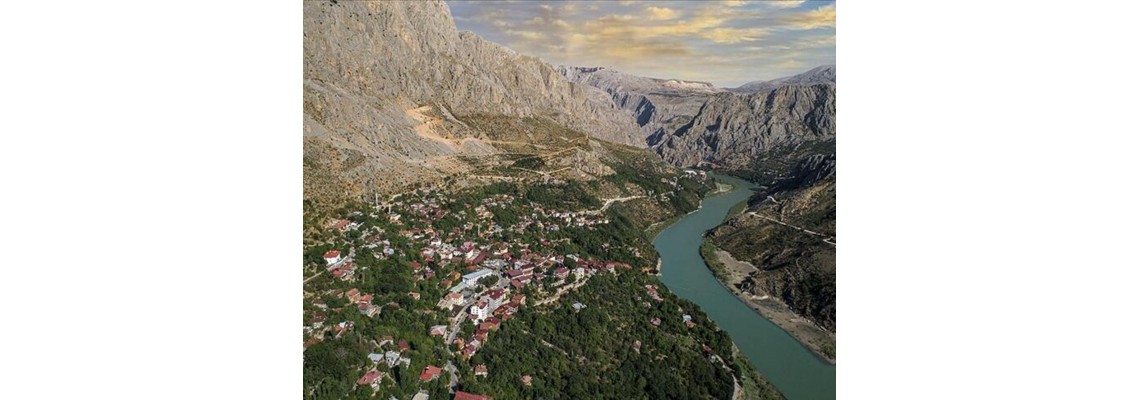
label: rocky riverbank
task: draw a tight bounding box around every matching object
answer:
[702,243,836,364]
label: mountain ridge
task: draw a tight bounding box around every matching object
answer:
[303,0,644,204]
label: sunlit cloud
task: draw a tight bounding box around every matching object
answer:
[766,0,806,8]
[645,6,679,20]
[783,3,836,29]
[446,0,836,87]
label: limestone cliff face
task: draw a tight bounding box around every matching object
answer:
[303,0,641,202]
[652,84,835,168]
[561,66,835,169]
[558,66,722,146]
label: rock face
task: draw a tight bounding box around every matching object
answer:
[729,65,836,94]
[652,84,835,168]
[561,66,835,169]
[558,66,724,145]
[303,0,642,202]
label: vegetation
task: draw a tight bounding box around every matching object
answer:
[457,273,739,400]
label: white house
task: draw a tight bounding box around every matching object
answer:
[469,300,490,322]
[323,250,342,266]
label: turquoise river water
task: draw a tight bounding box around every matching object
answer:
[653,174,835,400]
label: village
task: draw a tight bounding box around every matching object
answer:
[302,183,652,400]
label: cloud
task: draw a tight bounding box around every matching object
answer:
[783,4,835,29]
[446,0,835,86]
[645,6,679,20]
[722,0,747,6]
[702,27,768,43]
[766,0,805,8]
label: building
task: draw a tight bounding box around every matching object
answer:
[356,370,382,386]
[438,292,463,309]
[419,365,442,382]
[470,300,490,322]
[462,269,494,287]
[454,391,490,400]
[474,364,488,378]
[430,325,447,337]
[323,250,342,265]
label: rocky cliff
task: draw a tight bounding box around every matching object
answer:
[652,84,835,168]
[558,66,723,145]
[561,66,835,170]
[304,0,643,204]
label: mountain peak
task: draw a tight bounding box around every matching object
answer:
[730,65,836,94]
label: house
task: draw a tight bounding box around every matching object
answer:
[397,340,411,351]
[323,250,342,265]
[356,370,382,386]
[510,294,525,306]
[411,393,430,400]
[383,351,403,368]
[461,344,477,359]
[651,317,662,326]
[429,325,447,337]
[485,289,506,309]
[359,303,381,317]
[521,375,533,386]
[554,267,569,279]
[367,353,384,363]
[332,219,351,230]
[345,288,361,302]
[454,391,490,400]
[474,364,488,378]
[419,365,442,382]
[438,292,463,309]
[409,292,420,300]
[469,300,490,322]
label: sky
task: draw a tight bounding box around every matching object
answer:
[447,0,835,88]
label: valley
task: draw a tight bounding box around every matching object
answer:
[303,1,836,399]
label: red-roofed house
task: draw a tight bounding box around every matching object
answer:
[474,364,488,378]
[419,365,442,382]
[397,340,410,351]
[454,391,490,400]
[357,370,382,386]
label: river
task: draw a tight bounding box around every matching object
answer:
[653,174,836,400]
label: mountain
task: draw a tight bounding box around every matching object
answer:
[303,0,643,205]
[559,66,724,148]
[652,83,835,168]
[729,65,836,94]
[561,66,835,170]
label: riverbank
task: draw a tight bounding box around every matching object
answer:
[701,242,836,365]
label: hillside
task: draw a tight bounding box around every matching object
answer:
[304,0,643,206]
[709,148,837,333]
